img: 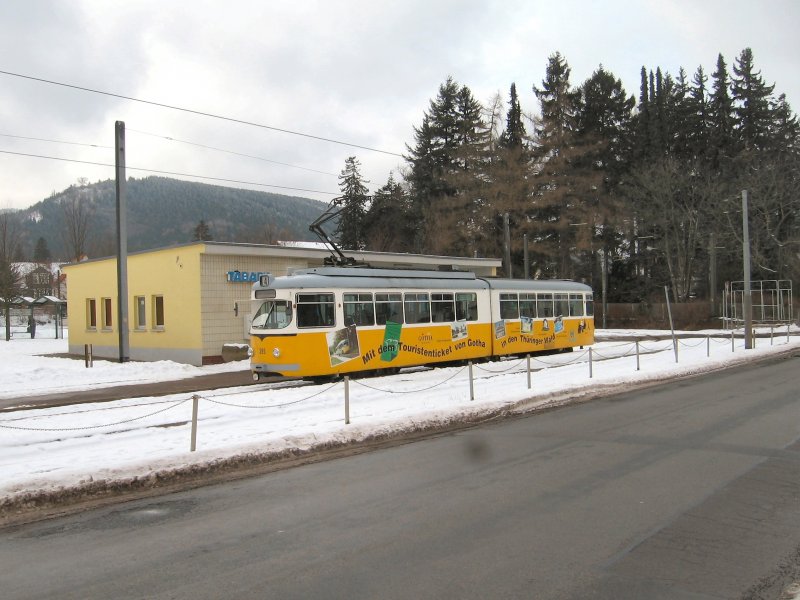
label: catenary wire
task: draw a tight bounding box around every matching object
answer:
[0,149,339,196]
[0,132,112,149]
[0,69,404,157]
[126,128,338,176]
[1,129,338,177]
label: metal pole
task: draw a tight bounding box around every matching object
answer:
[664,286,678,363]
[523,234,529,280]
[588,347,593,378]
[707,335,710,357]
[468,361,474,401]
[526,354,531,389]
[115,121,130,362]
[190,394,199,452]
[731,330,735,352]
[344,376,350,424]
[770,326,774,346]
[601,249,608,329]
[503,213,512,279]
[742,190,753,349]
[635,340,640,371]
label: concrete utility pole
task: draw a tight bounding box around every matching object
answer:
[742,190,753,349]
[503,212,512,278]
[115,121,130,362]
[523,233,529,280]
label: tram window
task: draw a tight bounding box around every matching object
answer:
[455,292,478,321]
[585,293,594,316]
[555,293,569,317]
[296,293,335,328]
[404,292,431,323]
[343,293,375,326]
[500,293,519,319]
[519,293,536,318]
[252,300,292,330]
[375,293,403,324]
[569,293,584,316]
[537,293,554,318]
[431,292,455,322]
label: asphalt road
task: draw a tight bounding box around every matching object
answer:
[2,353,799,599]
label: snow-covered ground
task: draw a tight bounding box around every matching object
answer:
[1,324,798,506]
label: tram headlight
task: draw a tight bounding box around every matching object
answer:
[272,347,281,358]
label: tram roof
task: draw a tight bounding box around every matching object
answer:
[263,267,593,293]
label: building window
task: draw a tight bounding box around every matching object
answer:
[101,297,113,329]
[135,296,146,330]
[153,295,165,329]
[86,298,97,330]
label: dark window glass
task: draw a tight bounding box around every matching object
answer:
[296,293,335,328]
[343,293,375,326]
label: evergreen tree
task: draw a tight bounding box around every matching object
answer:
[335,156,369,250]
[708,54,735,170]
[634,66,651,160]
[500,83,526,149]
[33,237,51,263]
[192,219,213,241]
[530,51,583,278]
[362,174,415,252]
[406,77,486,254]
[731,47,776,151]
[576,66,635,293]
[684,66,710,161]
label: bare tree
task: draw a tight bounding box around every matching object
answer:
[61,178,95,262]
[0,211,22,341]
[629,158,723,301]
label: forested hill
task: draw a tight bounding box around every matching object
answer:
[17,176,329,260]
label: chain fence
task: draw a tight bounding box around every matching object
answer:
[2,328,797,451]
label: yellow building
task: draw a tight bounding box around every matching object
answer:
[64,242,501,365]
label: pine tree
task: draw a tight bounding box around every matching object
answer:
[684,65,710,161]
[500,83,526,149]
[531,52,583,278]
[708,54,735,170]
[731,47,776,151]
[405,77,486,254]
[634,66,651,160]
[192,220,213,241]
[362,174,415,252]
[33,237,51,263]
[576,66,635,292]
[335,156,369,250]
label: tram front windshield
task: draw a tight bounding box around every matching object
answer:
[252,300,292,330]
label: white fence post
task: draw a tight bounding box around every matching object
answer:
[588,347,593,379]
[635,341,640,371]
[190,394,199,452]
[468,361,474,401]
[526,354,531,390]
[344,376,350,424]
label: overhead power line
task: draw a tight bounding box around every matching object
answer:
[0,69,404,157]
[126,128,338,176]
[0,149,339,196]
[0,129,338,177]
[0,132,112,149]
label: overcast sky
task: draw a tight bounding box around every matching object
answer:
[1,0,797,211]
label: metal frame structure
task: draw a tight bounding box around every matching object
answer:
[722,280,794,328]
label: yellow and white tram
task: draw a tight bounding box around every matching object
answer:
[249,267,594,380]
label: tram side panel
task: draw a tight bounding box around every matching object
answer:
[251,287,496,378]
[487,287,594,358]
